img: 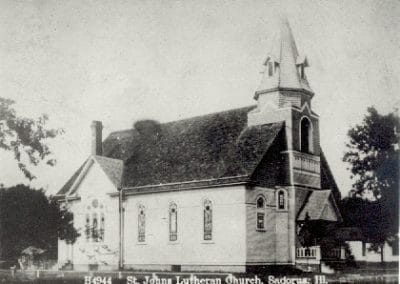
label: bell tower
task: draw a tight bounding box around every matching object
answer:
[248,17,321,188]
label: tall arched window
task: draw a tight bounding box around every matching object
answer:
[138,205,146,243]
[92,212,98,242]
[100,213,105,241]
[277,189,287,211]
[256,196,266,230]
[268,61,274,76]
[86,199,105,242]
[169,203,178,241]
[300,117,313,153]
[203,199,213,240]
[85,213,91,241]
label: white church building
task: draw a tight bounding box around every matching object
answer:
[56,19,342,273]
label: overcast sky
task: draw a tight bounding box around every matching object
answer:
[0,0,399,196]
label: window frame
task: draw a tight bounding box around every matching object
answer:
[85,213,91,241]
[92,212,98,242]
[276,189,288,211]
[169,202,178,242]
[137,204,146,243]
[256,196,266,231]
[299,116,314,154]
[203,199,213,241]
[99,212,105,241]
[268,61,274,77]
[85,200,105,243]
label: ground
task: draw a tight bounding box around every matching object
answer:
[0,266,398,284]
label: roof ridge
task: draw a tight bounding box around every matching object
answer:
[107,105,256,136]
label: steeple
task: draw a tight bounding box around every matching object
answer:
[255,18,313,100]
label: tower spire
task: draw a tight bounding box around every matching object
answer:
[255,17,313,100]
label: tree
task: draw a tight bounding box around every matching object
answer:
[0,184,80,261]
[343,106,399,261]
[0,97,63,180]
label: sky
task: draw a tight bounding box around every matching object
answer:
[0,0,399,196]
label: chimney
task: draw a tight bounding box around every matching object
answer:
[91,120,103,156]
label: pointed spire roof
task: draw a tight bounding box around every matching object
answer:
[255,17,313,99]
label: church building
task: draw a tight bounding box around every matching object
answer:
[56,19,342,272]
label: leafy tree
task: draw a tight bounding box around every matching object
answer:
[343,106,399,261]
[0,97,63,180]
[0,184,80,261]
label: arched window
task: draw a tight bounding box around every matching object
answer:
[169,203,178,241]
[100,213,105,241]
[203,199,213,240]
[256,196,266,230]
[138,205,146,243]
[268,61,274,77]
[86,200,105,242]
[300,117,313,153]
[85,213,91,241]
[277,189,287,211]
[92,212,98,242]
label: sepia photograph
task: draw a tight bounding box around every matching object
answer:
[0,0,399,283]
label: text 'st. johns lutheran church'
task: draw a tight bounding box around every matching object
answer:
[56,19,343,272]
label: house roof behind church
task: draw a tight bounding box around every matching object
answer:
[102,106,284,188]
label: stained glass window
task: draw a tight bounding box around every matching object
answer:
[86,213,91,241]
[203,199,212,240]
[169,203,177,241]
[100,213,105,241]
[256,197,265,230]
[92,213,98,242]
[138,205,145,242]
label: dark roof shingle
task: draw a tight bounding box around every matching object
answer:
[297,190,338,221]
[103,106,284,187]
[58,106,284,194]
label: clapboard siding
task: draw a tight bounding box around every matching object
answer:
[245,186,291,263]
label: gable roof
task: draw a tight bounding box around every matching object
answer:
[297,189,341,222]
[57,106,285,195]
[58,160,87,195]
[57,156,123,196]
[94,156,123,188]
[103,106,284,188]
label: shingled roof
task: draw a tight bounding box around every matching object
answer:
[58,160,87,195]
[94,156,123,188]
[103,106,284,188]
[297,189,341,222]
[57,106,285,195]
[57,156,123,196]
[255,18,313,98]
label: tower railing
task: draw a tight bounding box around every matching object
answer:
[293,151,320,174]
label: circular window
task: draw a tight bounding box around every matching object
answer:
[92,199,99,208]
